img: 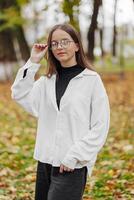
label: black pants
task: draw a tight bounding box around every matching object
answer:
[35,161,87,200]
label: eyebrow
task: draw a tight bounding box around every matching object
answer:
[51,38,70,42]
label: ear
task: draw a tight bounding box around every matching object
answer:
[75,43,79,52]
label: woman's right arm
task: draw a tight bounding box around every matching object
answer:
[11,44,48,118]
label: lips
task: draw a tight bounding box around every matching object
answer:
[57,52,66,55]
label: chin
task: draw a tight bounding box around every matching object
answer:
[58,57,68,62]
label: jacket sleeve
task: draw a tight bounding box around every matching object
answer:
[61,74,110,169]
[11,59,44,118]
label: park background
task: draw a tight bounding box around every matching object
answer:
[0,0,134,199]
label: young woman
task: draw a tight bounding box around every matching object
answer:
[11,23,110,200]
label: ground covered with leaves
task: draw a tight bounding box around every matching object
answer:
[0,71,134,200]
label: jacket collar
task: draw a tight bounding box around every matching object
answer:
[49,68,97,112]
[52,68,96,79]
[76,68,96,78]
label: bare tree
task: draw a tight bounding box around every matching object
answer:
[99,2,105,58]
[87,0,102,62]
[112,0,118,57]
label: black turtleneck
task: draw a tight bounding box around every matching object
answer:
[56,64,85,110]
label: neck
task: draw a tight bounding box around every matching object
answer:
[60,58,77,68]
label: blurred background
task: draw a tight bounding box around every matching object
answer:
[0,0,134,199]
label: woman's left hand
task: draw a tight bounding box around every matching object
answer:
[59,164,74,173]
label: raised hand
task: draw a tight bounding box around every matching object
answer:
[30,43,48,64]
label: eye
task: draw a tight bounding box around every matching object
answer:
[61,39,69,45]
[51,42,58,47]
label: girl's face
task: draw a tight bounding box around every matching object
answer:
[51,29,79,66]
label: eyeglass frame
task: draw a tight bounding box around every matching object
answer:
[49,39,75,50]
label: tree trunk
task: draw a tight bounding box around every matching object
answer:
[0,0,17,62]
[0,0,30,81]
[14,25,30,61]
[0,29,18,81]
[87,0,102,62]
[100,28,104,57]
[0,29,17,62]
[0,1,17,81]
[100,1,104,58]
[112,0,118,57]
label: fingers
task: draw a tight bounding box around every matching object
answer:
[30,43,48,63]
[59,164,74,173]
[59,164,64,173]
[34,43,48,50]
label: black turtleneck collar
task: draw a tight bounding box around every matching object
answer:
[56,63,84,76]
[55,63,85,110]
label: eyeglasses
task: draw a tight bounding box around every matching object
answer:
[50,39,74,50]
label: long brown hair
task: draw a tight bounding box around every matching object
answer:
[45,23,93,78]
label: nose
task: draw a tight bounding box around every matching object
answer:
[57,42,63,49]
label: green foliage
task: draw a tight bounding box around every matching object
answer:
[16,0,29,6]
[0,7,25,32]
[0,0,29,32]
[61,0,81,31]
